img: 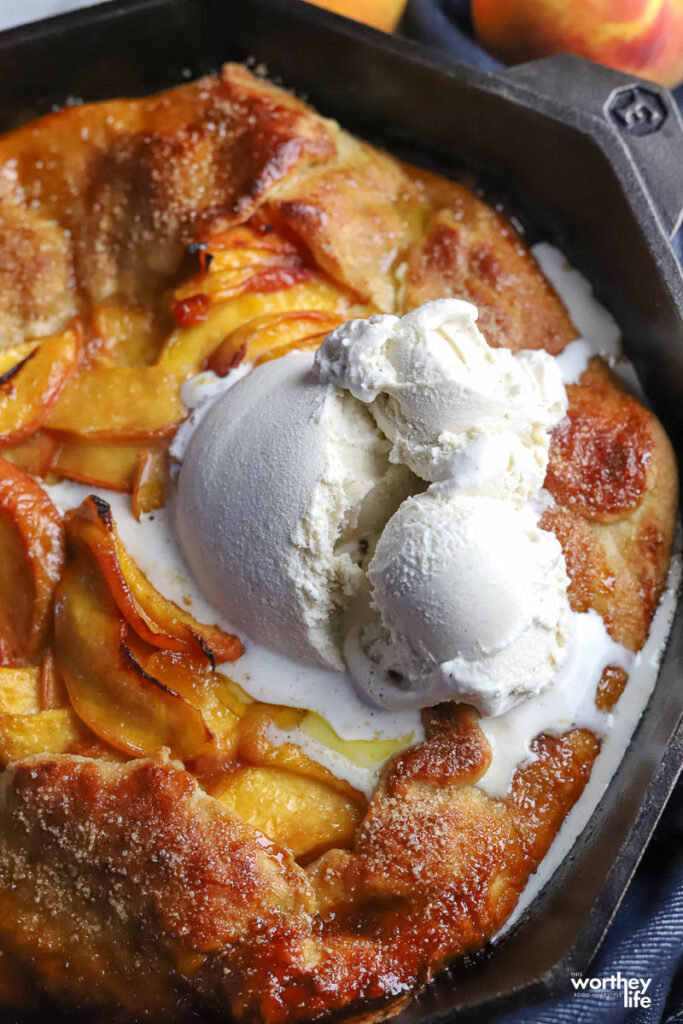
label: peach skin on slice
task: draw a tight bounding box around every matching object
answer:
[157,278,352,378]
[53,541,211,760]
[0,456,65,661]
[45,365,186,440]
[0,324,81,444]
[208,310,343,376]
[172,224,313,319]
[66,496,243,665]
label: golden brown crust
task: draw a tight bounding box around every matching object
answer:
[0,755,311,1015]
[543,358,677,650]
[0,64,678,1024]
[401,171,577,353]
[0,723,598,1023]
[0,65,336,328]
[0,178,76,348]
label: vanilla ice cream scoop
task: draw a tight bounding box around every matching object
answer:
[176,353,416,670]
[315,299,567,500]
[345,487,573,716]
[177,299,572,720]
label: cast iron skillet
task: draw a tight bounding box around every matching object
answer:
[0,0,681,1020]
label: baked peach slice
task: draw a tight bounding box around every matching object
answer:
[0,323,81,443]
[158,279,351,378]
[0,340,41,377]
[208,310,343,375]
[172,225,314,324]
[0,667,41,715]
[45,365,186,440]
[0,431,58,477]
[132,447,168,518]
[0,457,65,661]
[52,438,166,493]
[0,708,91,766]
[157,225,357,378]
[53,539,211,760]
[92,304,166,367]
[66,496,243,665]
[213,765,365,861]
[135,647,242,756]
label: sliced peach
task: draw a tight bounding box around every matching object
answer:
[0,457,65,661]
[132,447,168,519]
[0,324,81,444]
[52,438,162,492]
[66,496,242,664]
[0,431,59,477]
[0,340,41,377]
[0,667,41,715]
[208,310,343,375]
[235,702,365,803]
[172,225,311,310]
[138,648,241,752]
[0,708,91,765]
[157,279,352,378]
[92,304,166,367]
[53,544,211,760]
[45,366,186,440]
[214,765,364,860]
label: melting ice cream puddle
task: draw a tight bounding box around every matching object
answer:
[42,242,679,914]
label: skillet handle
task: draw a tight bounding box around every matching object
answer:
[504,54,683,241]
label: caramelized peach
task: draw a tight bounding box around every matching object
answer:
[0,431,58,477]
[53,543,211,760]
[0,340,41,377]
[0,667,41,715]
[132,448,168,519]
[52,438,163,493]
[92,304,165,367]
[158,280,349,377]
[0,457,64,661]
[208,310,343,375]
[0,708,91,765]
[214,765,365,860]
[0,324,81,444]
[45,366,186,440]
[66,496,242,664]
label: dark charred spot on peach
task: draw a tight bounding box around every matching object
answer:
[0,352,37,389]
[90,494,113,526]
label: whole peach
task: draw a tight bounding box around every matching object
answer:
[472,0,683,88]
[302,0,407,31]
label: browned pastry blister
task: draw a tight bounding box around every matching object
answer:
[0,65,677,1023]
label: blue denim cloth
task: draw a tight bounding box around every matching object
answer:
[403,2,683,1020]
